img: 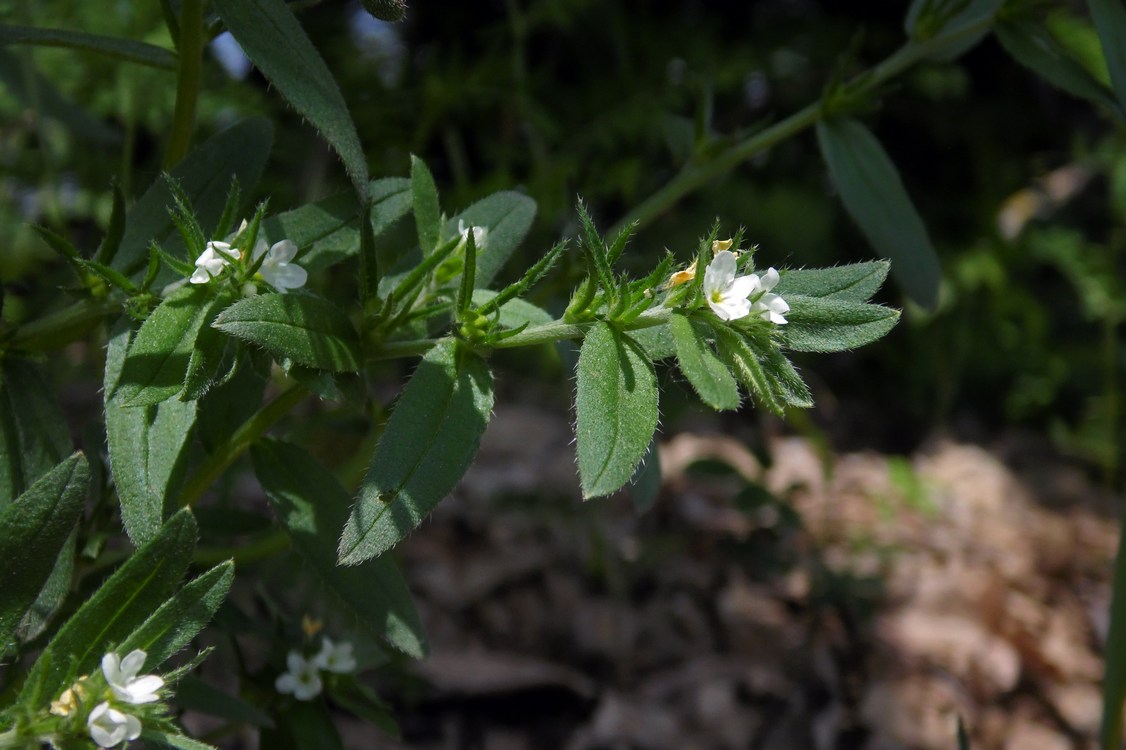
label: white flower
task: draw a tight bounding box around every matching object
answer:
[313,637,356,674]
[190,241,240,284]
[456,220,487,253]
[748,267,789,325]
[253,239,307,292]
[87,702,142,748]
[101,650,164,705]
[703,250,759,321]
[702,251,788,324]
[275,651,323,701]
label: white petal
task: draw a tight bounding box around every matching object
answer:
[101,653,122,685]
[727,275,759,301]
[124,713,142,741]
[189,268,213,284]
[759,267,780,291]
[275,672,297,694]
[286,651,308,673]
[120,650,147,680]
[263,263,307,292]
[292,672,323,701]
[122,675,164,704]
[207,241,240,261]
[703,250,737,293]
[251,238,269,261]
[269,240,299,263]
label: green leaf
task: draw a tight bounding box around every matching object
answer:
[0,47,119,144]
[180,323,234,402]
[262,178,411,272]
[0,357,71,509]
[339,341,494,565]
[119,562,234,668]
[253,440,427,657]
[447,191,536,289]
[213,0,368,198]
[1088,0,1126,116]
[816,117,942,310]
[760,346,813,409]
[19,509,197,707]
[906,0,1001,60]
[713,325,782,415]
[0,453,87,655]
[17,530,75,644]
[114,286,228,407]
[996,18,1121,115]
[142,730,219,750]
[411,155,441,254]
[774,261,889,302]
[326,676,400,739]
[114,118,273,275]
[471,289,552,329]
[261,700,344,750]
[173,675,274,728]
[780,295,901,353]
[629,436,662,515]
[670,313,740,411]
[630,324,676,361]
[213,293,362,372]
[575,323,659,499]
[0,23,177,69]
[105,322,198,544]
[198,352,266,453]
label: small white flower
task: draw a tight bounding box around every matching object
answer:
[702,251,788,324]
[101,650,164,705]
[313,637,356,674]
[748,267,789,325]
[87,702,142,748]
[253,239,307,292]
[275,651,323,701]
[190,241,240,284]
[456,220,487,253]
[703,250,759,321]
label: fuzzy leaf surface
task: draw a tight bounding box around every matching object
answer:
[670,313,740,411]
[575,323,659,499]
[411,155,441,254]
[339,341,494,565]
[105,322,197,543]
[253,440,427,657]
[214,293,361,372]
[774,261,889,303]
[18,509,197,706]
[816,117,941,310]
[0,453,87,655]
[0,358,71,509]
[780,295,900,353]
[213,0,368,197]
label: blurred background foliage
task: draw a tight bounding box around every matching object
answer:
[2,0,1125,474]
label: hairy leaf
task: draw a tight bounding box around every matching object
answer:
[780,295,900,353]
[0,358,71,509]
[775,261,889,302]
[575,323,659,499]
[411,155,441,254]
[213,0,368,197]
[339,341,494,565]
[213,293,361,372]
[816,118,941,310]
[253,440,427,657]
[670,313,739,411]
[0,453,87,655]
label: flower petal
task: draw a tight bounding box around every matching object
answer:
[727,275,759,301]
[119,650,147,680]
[759,267,780,291]
[269,240,299,263]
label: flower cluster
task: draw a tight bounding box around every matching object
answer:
[275,637,357,701]
[187,221,307,294]
[49,649,164,748]
[702,248,789,324]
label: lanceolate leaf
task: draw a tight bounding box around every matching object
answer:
[19,510,198,707]
[260,178,411,272]
[780,294,900,353]
[996,18,1121,115]
[713,325,782,415]
[905,0,1001,61]
[447,191,537,289]
[114,118,273,276]
[213,0,369,198]
[0,357,71,509]
[775,261,889,303]
[213,293,362,372]
[114,286,229,407]
[816,118,941,310]
[669,313,740,411]
[119,562,234,669]
[0,24,178,69]
[339,341,494,565]
[0,453,87,655]
[1088,0,1126,116]
[575,323,659,499]
[105,323,198,544]
[411,155,441,254]
[253,440,427,657]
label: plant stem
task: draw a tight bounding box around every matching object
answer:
[164,0,203,168]
[369,306,674,360]
[178,384,308,507]
[609,23,990,237]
